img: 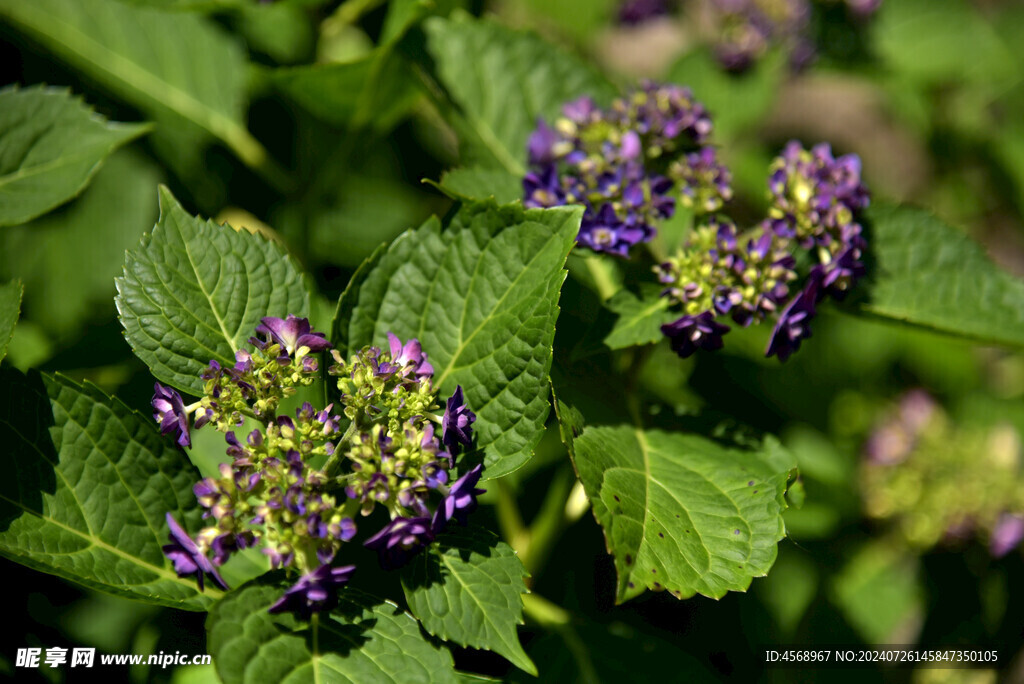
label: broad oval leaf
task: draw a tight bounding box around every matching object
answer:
[861,204,1024,347]
[207,578,457,684]
[566,423,795,603]
[401,527,534,675]
[0,279,21,364]
[0,85,149,227]
[0,0,262,175]
[0,369,216,610]
[116,187,310,395]
[332,201,582,478]
[423,13,616,179]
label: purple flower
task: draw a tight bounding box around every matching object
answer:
[152,383,191,449]
[257,315,332,355]
[674,146,733,213]
[528,120,562,165]
[432,464,487,534]
[364,516,435,569]
[991,513,1024,558]
[268,563,356,619]
[661,312,730,359]
[523,165,567,209]
[162,513,227,591]
[846,0,882,17]
[387,333,434,378]
[441,386,476,452]
[562,96,597,125]
[765,277,819,362]
[617,0,671,25]
[577,204,653,257]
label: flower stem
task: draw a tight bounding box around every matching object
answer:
[521,593,570,628]
[517,467,576,576]
[583,254,620,302]
[496,479,530,552]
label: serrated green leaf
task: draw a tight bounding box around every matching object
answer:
[0,0,266,178]
[402,527,534,675]
[332,201,582,478]
[860,204,1024,347]
[0,85,149,227]
[567,424,795,603]
[116,187,310,396]
[0,369,216,609]
[207,578,457,684]
[423,13,617,178]
[0,279,22,364]
[0,149,161,341]
[603,284,676,350]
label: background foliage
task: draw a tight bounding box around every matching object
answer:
[3,0,1024,682]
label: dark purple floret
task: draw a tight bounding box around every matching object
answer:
[268,563,356,619]
[152,383,191,449]
[257,315,332,355]
[364,516,435,569]
[661,312,730,359]
[991,513,1024,558]
[441,386,476,452]
[431,464,487,534]
[617,0,671,25]
[765,277,819,362]
[162,513,227,591]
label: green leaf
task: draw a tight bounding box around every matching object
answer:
[0,279,22,364]
[0,149,161,341]
[0,0,266,177]
[859,204,1024,348]
[423,13,617,178]
[207,578,457,684]
[438,167,522,205]
[603,284,676,350]
[402,527,534,675]
[830,540,923,644]
[0,369,216,610]
[269,2,425,131]
[116,187,310,396]
[269,53,419,133]
[0,86,149,227]
[663,48,784,141]
[565,424,795,603]
[507,622,715,683]
[332,201,582,478]
[875,0,1014,85]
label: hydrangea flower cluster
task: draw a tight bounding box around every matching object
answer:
[657,140,869,361]
[705,0,811,71]
[152,316,482,618]
[523,82,730,256]
[861,391,1024,558]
